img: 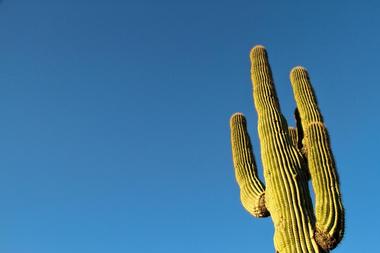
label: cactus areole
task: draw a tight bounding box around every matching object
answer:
[229,46,344,253]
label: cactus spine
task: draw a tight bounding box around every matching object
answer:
[230,46,344,253]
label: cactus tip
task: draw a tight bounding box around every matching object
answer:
[252,44,266,50]
[250,45,267,59]
[230,112,246,125]
[290,66,309,80]
[291,65,308,73]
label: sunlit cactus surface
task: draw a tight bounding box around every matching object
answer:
[230,46,344,253]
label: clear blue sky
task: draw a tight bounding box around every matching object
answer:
[0,1,378,252]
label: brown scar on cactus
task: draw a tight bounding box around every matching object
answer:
[230,46,344,253]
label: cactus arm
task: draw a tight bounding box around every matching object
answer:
[230,113,269,218]
[250,46,320,253]
[290,67,345,250]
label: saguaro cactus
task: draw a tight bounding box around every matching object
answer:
[230,46,344,253]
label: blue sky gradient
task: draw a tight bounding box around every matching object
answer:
[0,1,378,252]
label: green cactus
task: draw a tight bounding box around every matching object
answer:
[230,46,344,253]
